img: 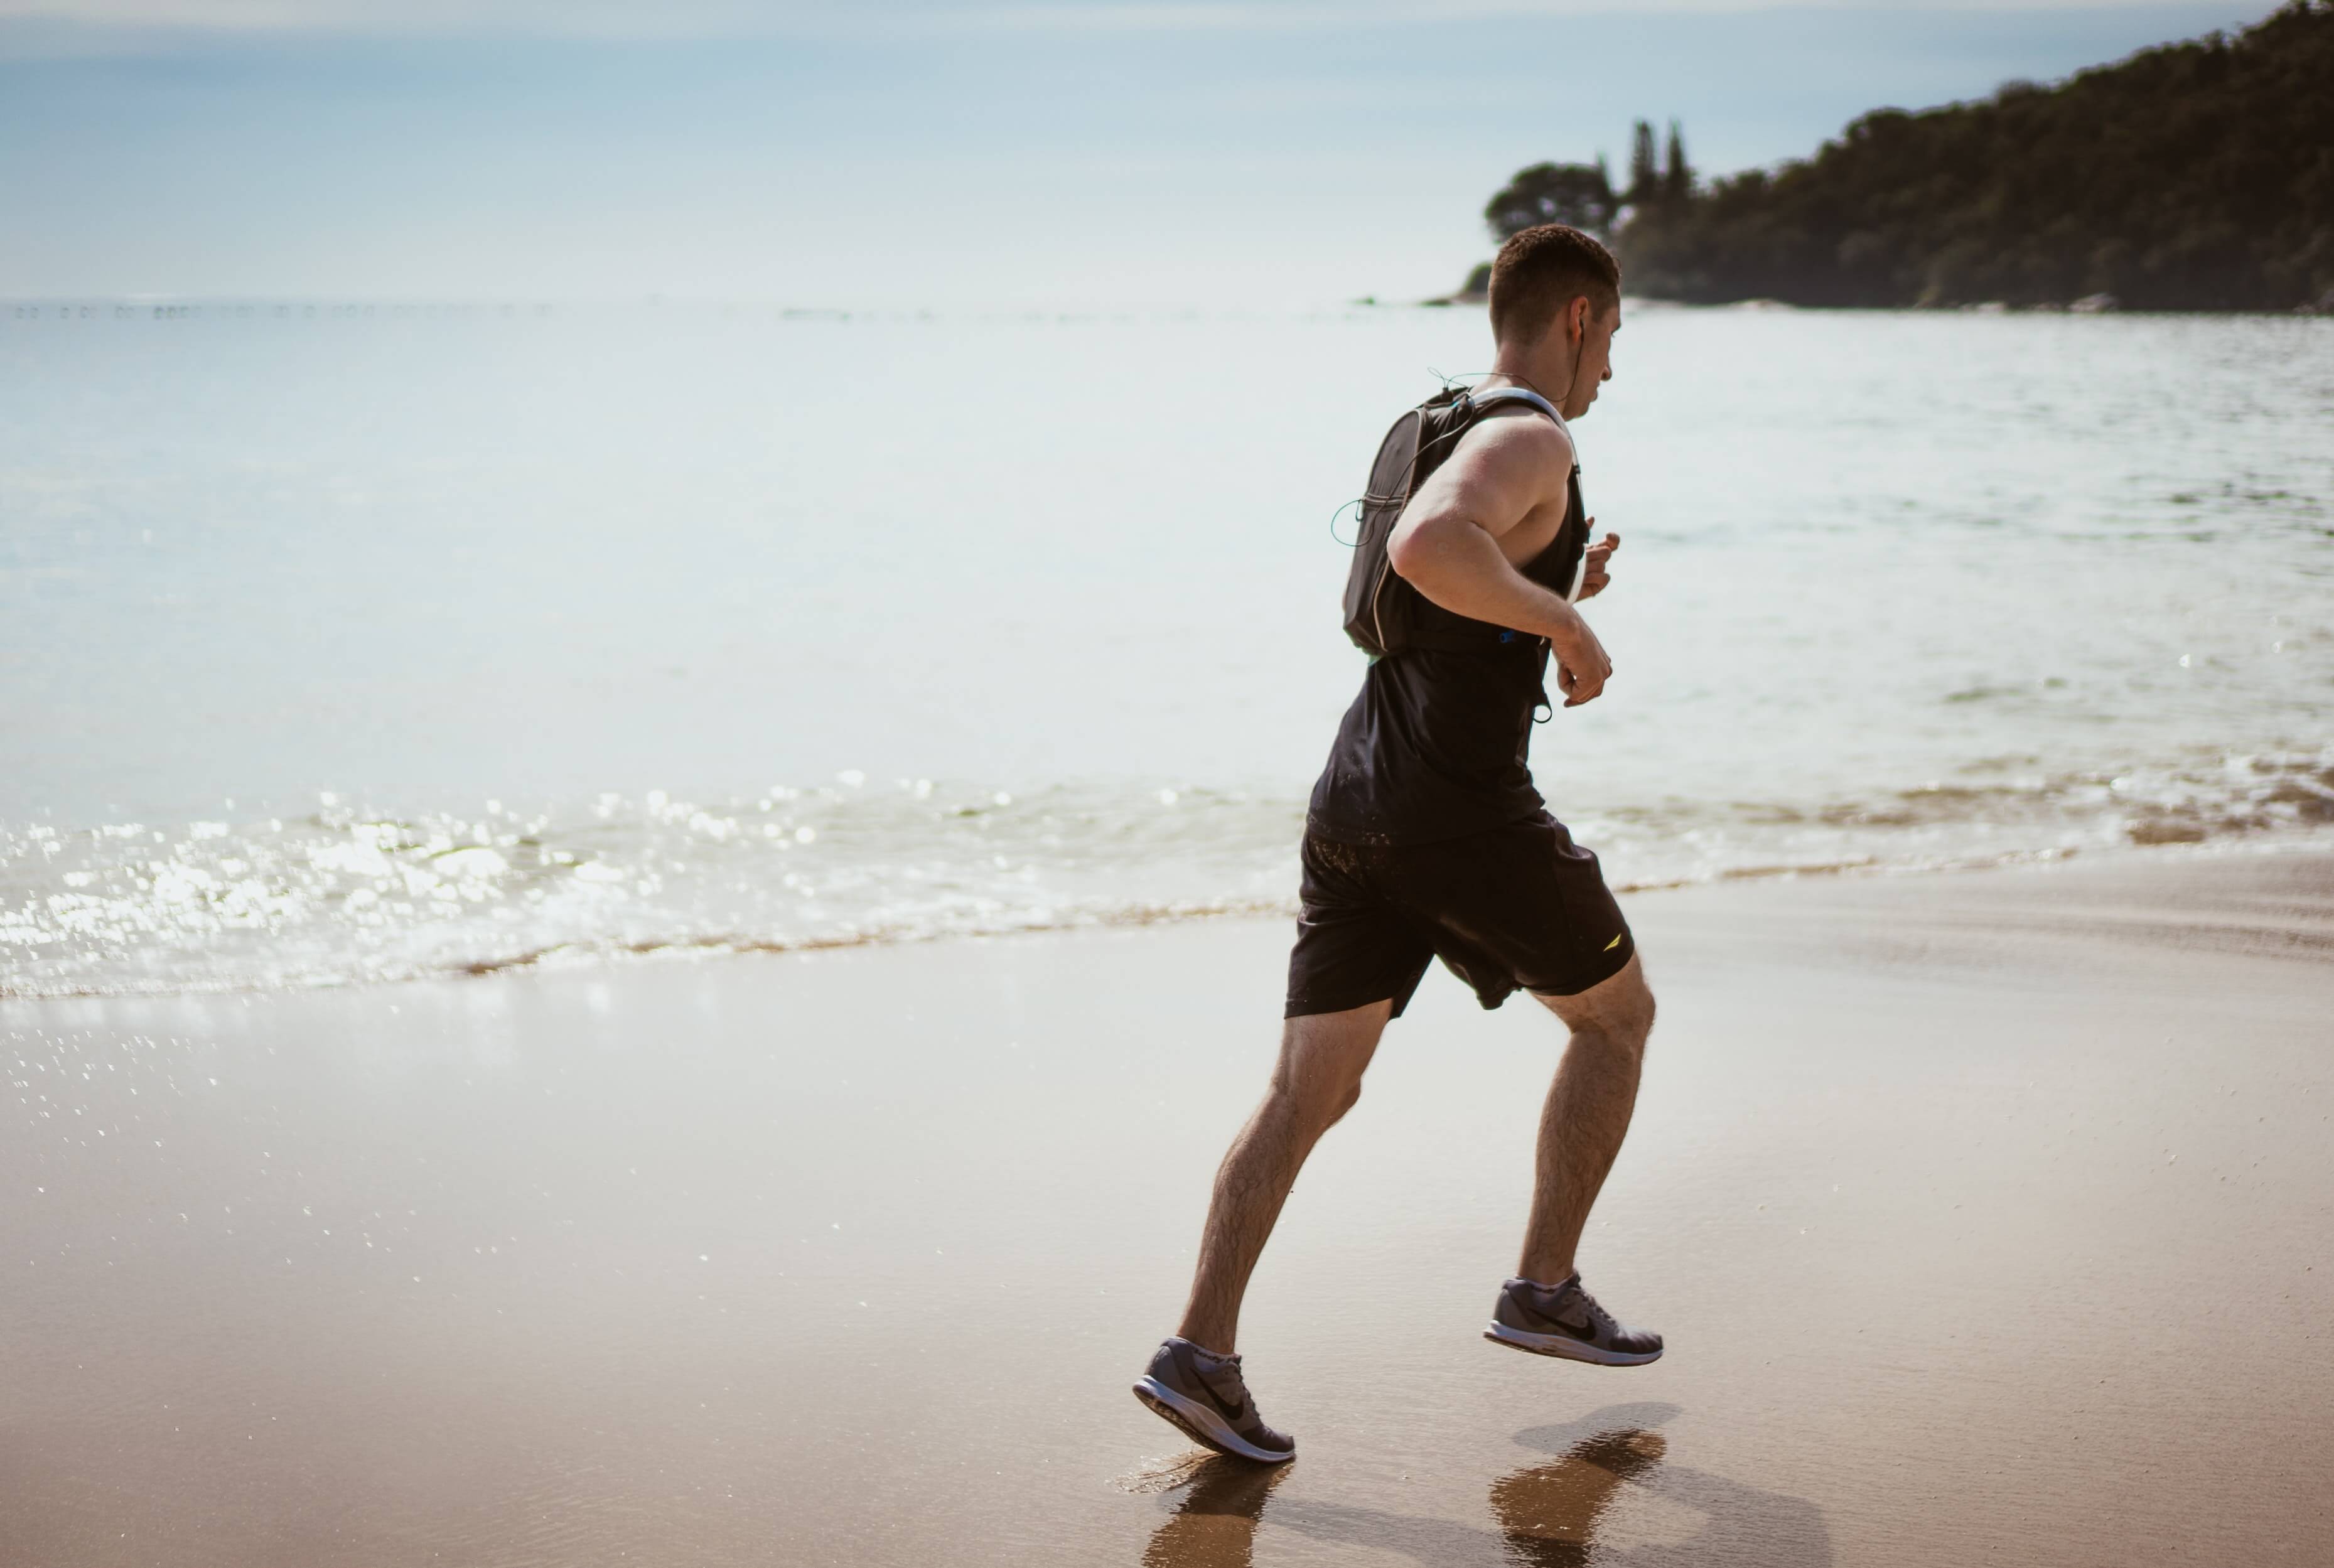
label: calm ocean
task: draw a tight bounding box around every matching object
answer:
[4,301,2330,995]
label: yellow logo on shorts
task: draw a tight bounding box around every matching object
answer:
[1603,932,1623,952]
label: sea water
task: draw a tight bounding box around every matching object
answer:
[4,301,2330,994]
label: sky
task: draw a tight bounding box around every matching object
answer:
[0,1,2289,306]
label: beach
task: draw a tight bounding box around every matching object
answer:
[6,846,2328,1566]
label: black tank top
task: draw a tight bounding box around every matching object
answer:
[1306,468,1588,846]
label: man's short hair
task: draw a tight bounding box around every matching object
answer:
[1488,225,1621,345]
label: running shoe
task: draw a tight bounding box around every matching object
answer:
[1132,1338,1296,1463]
[1483,1274,1664,1366]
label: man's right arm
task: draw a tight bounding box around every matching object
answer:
[1384,418,1613,706]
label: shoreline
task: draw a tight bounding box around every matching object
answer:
[9,829,2330,1002]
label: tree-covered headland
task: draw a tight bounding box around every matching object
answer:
[1475,1,2334,311]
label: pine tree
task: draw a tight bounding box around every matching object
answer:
[1627,121,1659,205]
[1663,120,1691,202]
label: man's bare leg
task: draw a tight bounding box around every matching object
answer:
[1175,1000,1391,1354]
[1518,953,1656,1284]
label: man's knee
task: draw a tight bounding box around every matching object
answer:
[1618,980,1655,1044]
[1323,1078,1363,1130]
[1266,1060,1367,1136]
[1269,1002,1387,1133]
[1538,953,1655,1046]
[1601,975,1655,1052]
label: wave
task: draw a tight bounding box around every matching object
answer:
[4,746,2328,999]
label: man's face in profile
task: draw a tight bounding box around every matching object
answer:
[1566,302,1620,420]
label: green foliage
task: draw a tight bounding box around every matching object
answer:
[1608,1,2334,309]
[1485,159,1618,240]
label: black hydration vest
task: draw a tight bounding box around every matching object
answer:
[1339,384,1587,659]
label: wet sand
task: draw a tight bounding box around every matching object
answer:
[4,849,2330,1566]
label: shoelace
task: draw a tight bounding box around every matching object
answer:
[1192,1350,1252,1416]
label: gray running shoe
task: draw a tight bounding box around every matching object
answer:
[1484,1274,1664,1367]
[1132,1338,1295,1464]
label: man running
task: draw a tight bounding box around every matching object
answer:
[1134,225,1660,1464]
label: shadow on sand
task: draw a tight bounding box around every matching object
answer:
[1139,1403,1831,1567]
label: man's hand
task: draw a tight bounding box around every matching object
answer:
[1577,527,1620,600]
[1549,605,1613,707]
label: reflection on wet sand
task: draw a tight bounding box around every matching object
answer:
[1490,1428,1667,1565]
[1139,1456,1290,1568]
[1212,1403,1831,1567]
[1500,1404,1834,1567]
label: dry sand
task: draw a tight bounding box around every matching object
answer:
[4,849,2330,1566]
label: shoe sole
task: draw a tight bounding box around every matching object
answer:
[1483,1321,1664,1367]
[1131,1377,1294,1464]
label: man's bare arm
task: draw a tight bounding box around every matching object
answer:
[1384,416,1613,706]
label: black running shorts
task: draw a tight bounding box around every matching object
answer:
[1284,812,1635,1019]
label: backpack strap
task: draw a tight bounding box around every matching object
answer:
[1343,383,1580,660]
[1457,385,1569,438]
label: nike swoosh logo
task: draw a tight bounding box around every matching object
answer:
[1197,1378,1246,1420]
[1512,1293,1603,1343]
[1603,933,1623,952]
